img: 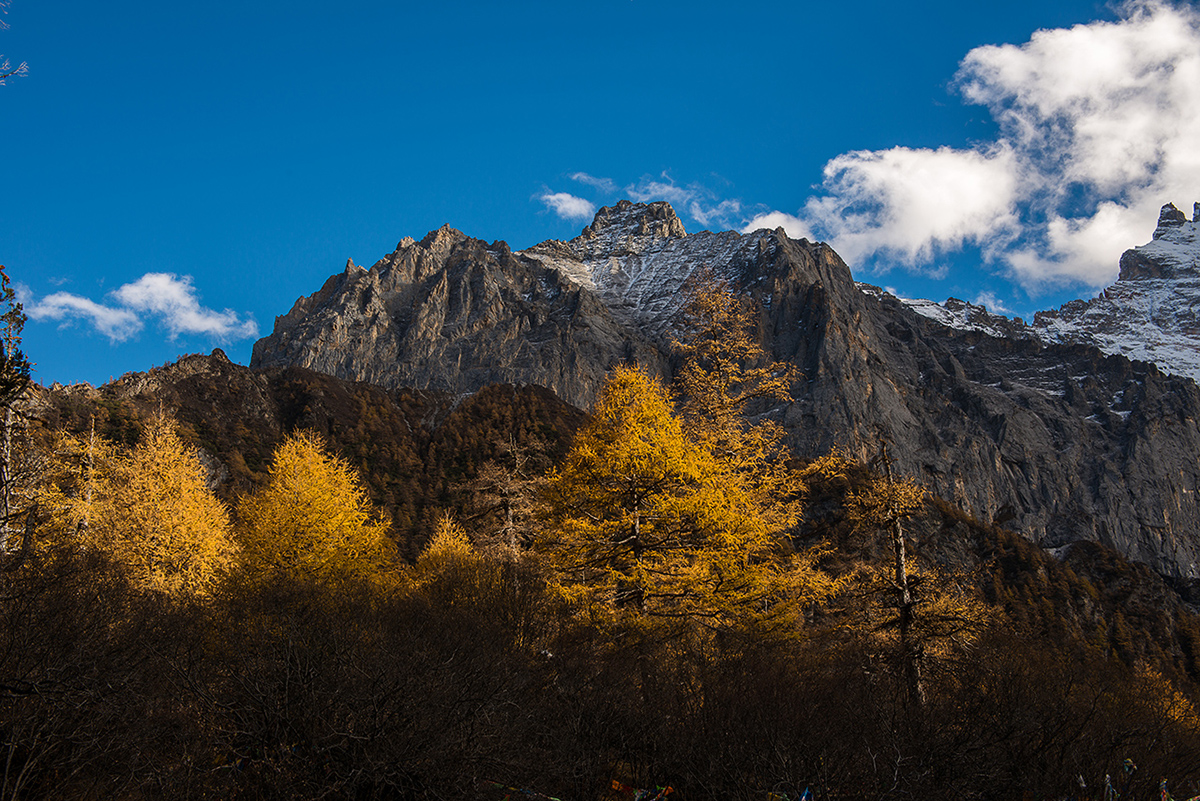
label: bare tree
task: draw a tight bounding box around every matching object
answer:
[463,435,545,554]
[0,1,27,86]
[0,267,30,551]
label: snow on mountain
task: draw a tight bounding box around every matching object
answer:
[522,200,764,338]
[1031,203,1200,381]
[878,202,1200,383]
[860,284,1036,341]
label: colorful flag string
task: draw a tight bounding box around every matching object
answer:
[484,779,564,801]
[767,790,812,801]
[611,779,674,800]
[1159,777,1200,801]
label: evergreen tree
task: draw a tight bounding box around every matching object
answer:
[237,430,396,587]
[89,412,238,597]
[0,265,30,552]
[540,366,832,631]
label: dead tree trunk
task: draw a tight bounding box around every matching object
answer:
[882,443,924,708]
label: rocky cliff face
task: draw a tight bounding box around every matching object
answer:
[251,218,670,406]
[252,201,1200,580]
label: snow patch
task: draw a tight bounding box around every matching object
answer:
[522,220,762,337]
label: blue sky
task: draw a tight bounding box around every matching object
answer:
[6,0,1196,386]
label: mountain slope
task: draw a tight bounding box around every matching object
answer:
[37,352,586,558]
[252,202,1200,580]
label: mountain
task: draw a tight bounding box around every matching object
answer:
[251,206,671,408]
[860,285,1037,341]
[1033,202,1200,381]
[252,201,1200,582]
[898,202,1200,383]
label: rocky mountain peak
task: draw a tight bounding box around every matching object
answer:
[895,201,1200,382]
[1124,202,1200,280]
[1154,202,1191,239]
[521,201,756,339]
[418,223,468,253]
[580,200,687,241]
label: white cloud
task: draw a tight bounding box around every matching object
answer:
[1005,200,1151,288]
[800,145,1022,268]
[569,172,617,194]
[754,1,1200,291]
[548,171,749,233]
[539,192,596,221]
[972,290,1013,314]
[111,273,259,338]
[26,272,258,343]
[688,198,742,228]
[27,293,143,342]
[626,175,697,208]
[957,1,1200,197]
[626,173,743,230]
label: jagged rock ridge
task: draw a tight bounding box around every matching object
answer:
[897,202,1200,383]
[1033,203,1200,381]
[251,220,670,406]
[252,201,762,405]
[253,201,1200,581]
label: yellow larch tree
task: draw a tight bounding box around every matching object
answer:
[86,412,238,598]
[673,283,791,457]
[413,512,491,606]
[672,281,797,514]
[416,512,477,574]
[237,430,395,587]
[540,365,833,632]
[30,425,112,545]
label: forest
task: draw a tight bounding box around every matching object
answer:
[6,274,1200,800]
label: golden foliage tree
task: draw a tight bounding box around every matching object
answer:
[237,430,395,586]
[673,281,793,475]
[27,426,104,568]
[671,282,803,568]
[62,412,239,598]
[540,365,832,632]
[416,512,477,574]
[414,513,557,649]
[413,512,491,608]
